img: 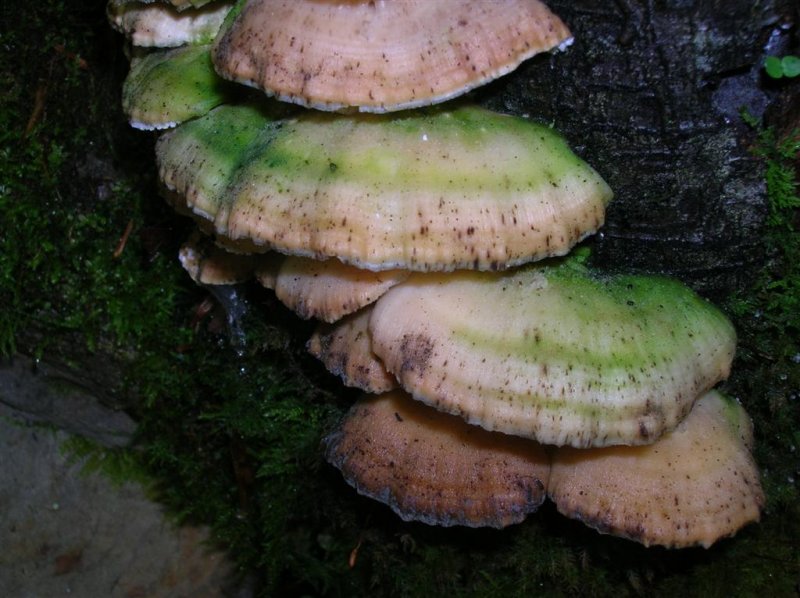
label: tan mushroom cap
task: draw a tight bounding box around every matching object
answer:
[179,232,258,285]
[212,0,572,113]
[308,306,398,393]
[108,0,232,47]
[157,104,612,272]
[274,257,410,323]
[369,258,737,447]
[548,391,764,548]
[324,390,550,528]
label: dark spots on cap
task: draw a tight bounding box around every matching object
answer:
[399,334,435,376]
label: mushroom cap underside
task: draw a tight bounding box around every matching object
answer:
[308,306,398,394]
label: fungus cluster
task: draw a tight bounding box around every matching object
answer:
[112,0,763,548]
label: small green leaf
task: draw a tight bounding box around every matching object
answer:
[764,56,783,79]
[781,55,800,78]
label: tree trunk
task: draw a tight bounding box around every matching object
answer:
[480,0,796,298]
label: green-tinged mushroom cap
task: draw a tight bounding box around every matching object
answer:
[548,390,764,548]
[157,104,611,271]
[108,1,232,47]
[324,390,550,528]
[157,103,288,222]
[368,258,737,447]
[123,44,236,130]
[212,0,572,113]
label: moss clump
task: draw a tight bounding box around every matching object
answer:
[724,116,800,591]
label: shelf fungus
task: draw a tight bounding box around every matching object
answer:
[272,257,409,323]
[324,389,763,546]
[123,44,236,130]
[324,390,550,528]
[308,307,398,394]
[212,0,572,113]
[548,391,764,547]
[179,232,259,285]
[108,0,232,48]
[369,258,737,448]
[157,103,612,271]
[110,0,764,549]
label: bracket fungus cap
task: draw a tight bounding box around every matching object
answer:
[212,0,572,113]
[369,259,737,447]
[273,257,409,323]
[179,232,259,285]
[157,104,611,271]
[308,307,398,394]
[548,390,764,548]
[123,44,234,130]
[108,0,232,47]
[324,390,550,528]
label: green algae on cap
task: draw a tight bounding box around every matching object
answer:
[548,390,764,548]
[157,104,611,271]
[157,103,287,222]
[123,44,236,130]
[212,0,572,113]
[324,390,550,528]
[108,1,232,47]
[368,258,737,447]
[273,257,409,323]
[308,307,398,394]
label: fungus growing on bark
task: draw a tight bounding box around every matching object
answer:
[108,0,765,550]
[108,0,232,47]
[369,257,737,447]
[548,390,764,547]
[179,232,258,285]
[272,257,409,323]
[308,307,398,393]
[212,0,572,113]
[157,104,612,271]
[123,44,235,129]
[324,389,550,528]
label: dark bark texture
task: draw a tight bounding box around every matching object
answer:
[480,0,798,298]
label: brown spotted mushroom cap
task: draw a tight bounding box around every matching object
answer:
[548,390,764,548]
[212,0,572,112]
[324,389,550,528]
[369,258,737,447]
[157,104,612,272]
[273,257,410,322]
[308,306,398,394]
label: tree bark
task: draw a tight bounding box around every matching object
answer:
[480,0,797,298]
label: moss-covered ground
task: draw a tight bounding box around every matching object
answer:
[1,1,798,596]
